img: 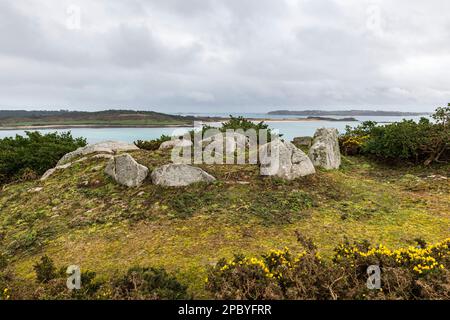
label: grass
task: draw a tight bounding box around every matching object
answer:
[0,149,449,298]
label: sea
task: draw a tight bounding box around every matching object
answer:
[0,112,428,144]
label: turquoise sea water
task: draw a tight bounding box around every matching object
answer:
[0,114,427,143]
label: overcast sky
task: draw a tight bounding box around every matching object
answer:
[0,0,449,113]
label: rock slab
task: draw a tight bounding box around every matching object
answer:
[57,141,138,165]
[159,139,193,150]
[151,164,216,187]
[259,139,316,180]
[308,128,341,170]
[105,154,149,187]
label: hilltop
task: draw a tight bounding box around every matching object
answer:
[0,110,222,128]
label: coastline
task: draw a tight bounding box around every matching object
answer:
[0,117,360,130]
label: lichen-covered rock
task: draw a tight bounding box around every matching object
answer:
[308,128,341,170]
[105,154,149,187]
[57,141,138,165]
[151,164,216,187]
[159,139,192,150]
[259,139,315,180]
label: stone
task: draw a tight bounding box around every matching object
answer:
[151,164,216,187]
[308,128,341,170]
[259,139,316,180]
[57,141,138,165]
[292,136,313,148]
[159,139,193,150]
[41,168,57,181]
[28,187,43,193]
[105,154,149,187]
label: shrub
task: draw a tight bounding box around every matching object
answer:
[134,135,172,151]
[339,135,369,156]
[0,131,86,184]
[33,255,57,283]
[339,106,450,164]
[204,115,280,141]
[206,237,450,300]
[112,266,190,300]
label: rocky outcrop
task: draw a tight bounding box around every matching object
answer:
[159,139,192,150]
[151,164,216,187]
[57,141,138,166]
[105,154,149,187]
[259,139,316,180]
[308,128,341,170]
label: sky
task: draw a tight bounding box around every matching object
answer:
[0,0,449,113]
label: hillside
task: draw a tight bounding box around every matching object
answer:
[0,147,448,298]
[0,110,218,128]
[268,110,429,116]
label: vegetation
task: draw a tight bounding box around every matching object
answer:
[134,135,172,151]
[0,131,86,184]
[1,254,187,300]
[206,237,450,299]
[0,110,200,128]
[133,116,280,152]
[1,236,448,300]
[339,106,449,165]
[112,266,190,300]
[0,112,448,299]
[203,115,279,140]
[0,144,448,299]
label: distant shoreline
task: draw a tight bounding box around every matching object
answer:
[268,109,430,116]
[0,117,362,130]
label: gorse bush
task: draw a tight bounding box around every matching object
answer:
[112,266,190,300]
[0,131,86,184]
[2,256,189,300]
[339,106,450,165]
[2,240,449,300]
[206,237,450,300]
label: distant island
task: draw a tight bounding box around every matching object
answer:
[268,110,430,116]
[0,109,360,129]
[0,109,224,129]
[305,116,358,122]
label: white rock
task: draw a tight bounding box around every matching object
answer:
[41,168,57,181]
[28,187,43,193]
[151,164,216,187]
[159,139,193,150]
[57,141,138,165]
[259,139,316,180]
[105,153,149,187]
[308,128,341,170]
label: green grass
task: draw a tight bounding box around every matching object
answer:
[0,149,449,298]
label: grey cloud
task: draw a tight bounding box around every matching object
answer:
[0,0,449,112]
